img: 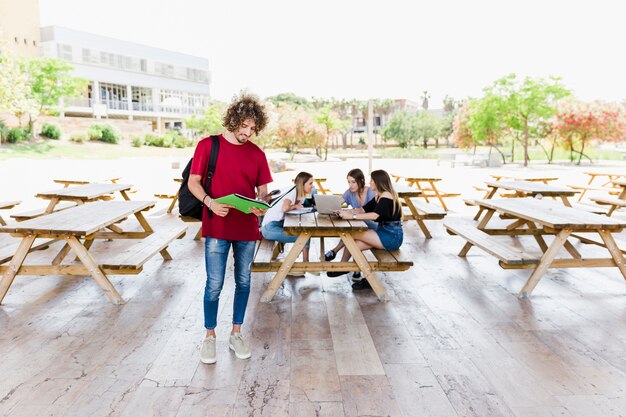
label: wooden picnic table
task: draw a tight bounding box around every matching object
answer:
[573,171,626,201]
[472,180,579,221]
[155,178,183,214]
[0,200,185,305]
[446,198,626,298]
[391,174,458,211]
[0,201,20,226]
[490,174,558,183]
[394,184,446,238]
[588,178,626,216]
[253,212,413,303]
[53,177,121,188]
[33,183,133,215]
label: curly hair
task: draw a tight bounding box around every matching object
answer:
[222,92,268,135]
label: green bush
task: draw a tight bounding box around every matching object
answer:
[70,133,86,143]
[144,133,163,147]
[100,124,121,144]
[131,136,143,147]
[0,121,9,143]
[7,128,28,143]
[87,125,103,141]
[40,123,62,140]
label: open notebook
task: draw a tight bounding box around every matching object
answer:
[213,185,296,214]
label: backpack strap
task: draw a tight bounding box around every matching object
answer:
[203,135,220,218]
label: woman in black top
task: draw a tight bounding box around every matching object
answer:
[327,170,403,288]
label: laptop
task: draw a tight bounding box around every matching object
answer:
[313,194,343,215]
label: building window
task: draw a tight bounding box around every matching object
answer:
[23,39,28,45]
[57,44,73,61]
[14,37,18,43]
[100,82,128,110]
[32,40,37,46]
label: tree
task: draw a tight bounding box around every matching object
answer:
[24,57,87,135]
[382,111,413,148]
[449,103,475,150]
[548,100,626,164]
[274,107,325,159]
[185,104,225,138]
[0,42,35,129]
[487,74,571,166]
[413,111,442,148]
[266,92,310,109]
[316,107,350,159]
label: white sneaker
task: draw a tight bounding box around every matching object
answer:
[229,333,252,359]
[200,335,217,364]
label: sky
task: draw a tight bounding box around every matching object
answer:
[39,0,626,108]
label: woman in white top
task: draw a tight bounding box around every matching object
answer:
[261,172,314,265]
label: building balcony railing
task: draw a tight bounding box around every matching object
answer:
[64,98,206,116]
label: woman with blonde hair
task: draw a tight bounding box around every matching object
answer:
[327,169,403,289]
[261,172,315,273]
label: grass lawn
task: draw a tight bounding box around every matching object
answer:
[0,139,193,160]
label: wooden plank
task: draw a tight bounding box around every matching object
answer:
[11,201,78,221]
[444,220,540,265]
[413,200,447,218]
[36,183,132,200]
[0,201,155,237]
[0,200,21,210]
[476,198,626,230]
[97,225,186,269]
[0,237,55,265]
[590,196,626,207]
[485,180,579,197]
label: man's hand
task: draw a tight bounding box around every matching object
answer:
[210,201,233,217]
[249,207,267,217]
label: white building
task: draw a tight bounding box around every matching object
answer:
[39,25,210,131]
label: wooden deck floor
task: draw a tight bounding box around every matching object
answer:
[1,214,626,417]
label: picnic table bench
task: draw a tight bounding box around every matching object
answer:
[155,178,182,214]
[252,212,413,303]
[0,201,21,226]
[0,201,186,305]
[445,198,626,298]
[571,172,626,201]
[12,183,134,222]
[588,178,626,216]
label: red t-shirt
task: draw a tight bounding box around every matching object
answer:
[190,135,273,241]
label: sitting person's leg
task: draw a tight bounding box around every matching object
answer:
[261,220,311,262]
[327,231,382,277]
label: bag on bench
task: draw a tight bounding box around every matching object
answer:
[178,135,220,220]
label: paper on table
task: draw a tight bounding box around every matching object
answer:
[286,207,314,215]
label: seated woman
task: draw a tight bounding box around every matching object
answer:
[327,169,403,290]
[324,168,376,281]
[261,172,315,275]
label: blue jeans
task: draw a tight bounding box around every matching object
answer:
[261,220,311,248]
[203,238,256,330]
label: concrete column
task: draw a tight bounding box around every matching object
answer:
[93,80,101,119]
[152,88,161,132]
[126,84,133,120]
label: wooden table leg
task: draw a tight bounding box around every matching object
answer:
[462,209,496,256]
[120,190,131,201]
[404,197,431,238]
[53,243,73,265]
[44,198,59,214]
[194,228,202,241]
[66,236,125,305]
[518,229,571,299]
[598,230,626,281]
[560,196,572,207]
[525,221,549,253]
[260,233,310,303]
[0,235,35,304]
[340,232,389,302]
[607,187,626,217]
[474,187,498,221]
[429,180,448,211]
[0,216,5,226]
[134,211,154,234]
[167,194,179,214]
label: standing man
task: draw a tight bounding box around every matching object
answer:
[188,93,272,364]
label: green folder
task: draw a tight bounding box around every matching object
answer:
[213,185,295,214]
